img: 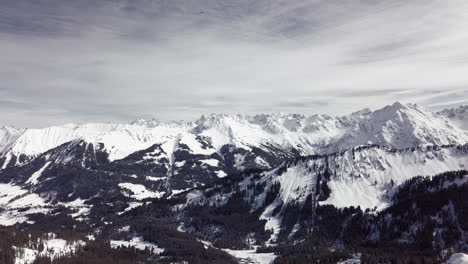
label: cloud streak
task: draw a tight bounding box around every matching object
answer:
[1,0,468,127]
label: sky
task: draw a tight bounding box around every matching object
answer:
[1,0,468,128]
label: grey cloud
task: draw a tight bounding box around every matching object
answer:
[1,0,468,127]
[0,99,41,110]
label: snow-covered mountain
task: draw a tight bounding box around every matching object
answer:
[334,102,468,149]
[182,144,468,244]
[1,102,468,263]
[1,102,468,170]
[0,125,23,157]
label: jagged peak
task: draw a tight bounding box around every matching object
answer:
[368,102,430,120]
[2,101,468,163]
[382,101,424,111]
[377,101,408,113]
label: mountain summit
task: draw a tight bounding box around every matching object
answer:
[1,102,467,165]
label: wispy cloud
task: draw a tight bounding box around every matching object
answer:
[1,0,468,127]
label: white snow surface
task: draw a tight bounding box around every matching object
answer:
[257,163,316,244]
[2,122,192,162]
[446,253,468,264]
[0,125,23,156]
[118,183,165,200]
[0,183,50,225]
[194,239,276,264]
[26,161,51,185]
[110,236,164,254]
[58,198,91,219]
[1,103,468,164]
[223,248,276,264]
[0,183,47,208]
[200,158,220,167]
[14,234,85,264]
[338,253,361,264]
[0,182,95,225]
[321,146,468,210]
[117,202,144,215]
[215,170,228,178]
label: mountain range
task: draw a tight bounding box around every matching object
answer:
[1,102,468,264]
[2,102,468,166]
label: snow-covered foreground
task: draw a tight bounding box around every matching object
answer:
[196,239,277,264]
[447,253,468,264]
[13,235,165,264]
[110,236,165,254]
[338,253,361,264]
[119,182,165,200]
[0,183,47,208]
[14,234,85,264]
[223,249,276,264]
[0,183,94,225]
[0,183,49,226]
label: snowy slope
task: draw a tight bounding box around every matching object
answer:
[321,145,468,209]
[184,144,468,244]
[193,112,344,154]
[193,144,468,211]
[3,122,192,162]
[1,103,468,169]
[446,253,468,264]
[0,125,24,168]
[110,236,164,254]
[13,233,85,264]
[335,102,468,150]
[194,102,468,154]
[0,183,49,225]
[0,125,22,151]
[1,102,468,213]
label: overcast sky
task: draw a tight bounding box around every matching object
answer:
[1,0,468,128]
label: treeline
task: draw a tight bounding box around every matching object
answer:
[0,226,86,264]
[272,246,442,264]
[1,221,236,264]
[31,240,159,264]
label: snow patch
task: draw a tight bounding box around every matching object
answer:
[234,154,246,170]
[223,248,277,264]
[14,234,85,264]
[26,161,51,185]
[118,183,165,200]
[0,183,47,208]
[118,202,144,215]
[215,170,228,178]
[200,158,220,167]
[338,253,361,264]
[446,253,468,264]
[179,134,216,155]
[110,236,164,254]
[146,176,167,182]
[172,188,192,195]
